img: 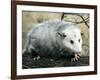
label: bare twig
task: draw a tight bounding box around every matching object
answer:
[61,13,66,20]
[77,14,89,28]
[63,13,89,28]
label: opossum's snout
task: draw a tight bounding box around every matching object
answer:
[71,52,81,57]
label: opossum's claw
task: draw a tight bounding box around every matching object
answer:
[71,54,80,62]
[33,56,40,60]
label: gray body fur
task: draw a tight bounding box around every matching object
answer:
[23,20,82,57]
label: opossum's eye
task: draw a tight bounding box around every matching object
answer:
[58,32,66,38]
[62,34,66,38]
[78,39,80,42]
[70,40,74,44]
[81,33,84,36]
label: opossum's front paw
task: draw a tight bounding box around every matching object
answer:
[71,54,80,62]
[33,56,40,60]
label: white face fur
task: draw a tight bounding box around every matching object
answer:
[61,25,82,53]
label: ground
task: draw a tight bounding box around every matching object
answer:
[22,52,89,69]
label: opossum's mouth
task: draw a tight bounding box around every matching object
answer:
[63,48,81,55]
[70,52,81,62]
[74,52,81,56]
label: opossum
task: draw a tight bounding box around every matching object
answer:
[23,20,82,61]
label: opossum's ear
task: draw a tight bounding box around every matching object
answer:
[57,32,66,38]
[81,32,84,36]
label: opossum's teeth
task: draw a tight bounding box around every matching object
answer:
[71,58,77,62]
[71,53,80,62]
[78,52,81,57]
[33,56,40,60]
[75,54,79,61]
[71,58,75,62]
[77,55,80,59]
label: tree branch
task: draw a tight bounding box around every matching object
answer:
[61,13,66,20]
[63,13,89,28]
